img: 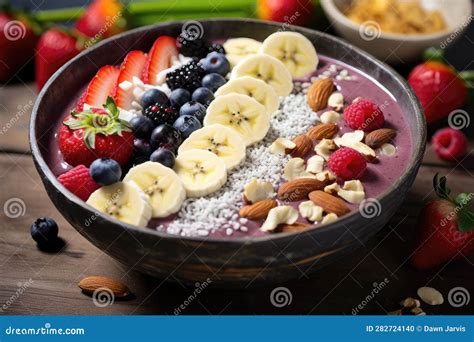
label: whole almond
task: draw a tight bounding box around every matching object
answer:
[278,178,326,201]
[78,276,130,298]
[365,128,396,148]
[275,222,312,233]
[309,191,350,216]
[286,134,312,157]
[239,199,277,220]
[307,123,339,140]
[307,78,335,111]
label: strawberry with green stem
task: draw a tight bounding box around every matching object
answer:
[411,174,474,270]
[59,97,133,167]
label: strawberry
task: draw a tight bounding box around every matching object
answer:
[411,174,474,270]
[59,97,133,167]
[35,28,86,90]
[84,65,120,108]
[407,61,467,125]
[142,36,178,85]
[75,0,127,39]
[114,50,147,109]
[0,10,39,83]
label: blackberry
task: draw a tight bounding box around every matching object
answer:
[143,103,178,126]
[208,43,225,55]
[177,36,209,59]
[166,61,204,92]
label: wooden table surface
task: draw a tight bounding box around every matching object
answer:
[0,82,472,315]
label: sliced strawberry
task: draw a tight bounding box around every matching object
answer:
[114,50,147,109]
[84,65,120,108]
[142,36,178,85]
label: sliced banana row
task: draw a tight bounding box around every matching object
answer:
[223,37,263,68]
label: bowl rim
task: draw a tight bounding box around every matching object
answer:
[320,0,472,41]
[29,18,426,246]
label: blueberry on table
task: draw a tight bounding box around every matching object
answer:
[129,115,155,139]
[150,148,176,168]
[89,158,122,186]
[200,52,230,76]
[202,73,226,92]
[150,124,182,150]
[31,217,58,247]
[141,89,169,108]
[179,101,207,121]
[173,115,202,139]
[169,88,191,108]
[192,87,214,106]
[133,138,152,157]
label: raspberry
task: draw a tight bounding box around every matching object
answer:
[431,127,468,161]
[58,165,100,201]
[344,98,385,131]
[328,147,367,180]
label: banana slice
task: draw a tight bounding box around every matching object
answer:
[214,76,279,117]
[174,149,227,197]
[231,54,293,96]
[261,31,318,79]
[204,93,270,146]
[178,124,246,170]
[123,161,186,218]
[86,182,152,227]
[223,37,263,68]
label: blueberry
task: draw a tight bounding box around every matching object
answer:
[200,52,230,76]
[130,116,155,139]
[192,87,214,106]
[169,88,191,108]
[133,138,152,157]
[141,89,169,108]
[31,217,58,247]
[150,148,175,168]
[173,115,202,139]
[89,158,122,186]
[150,124,182,150]
[179,101,206,121]
[202,73,226,92]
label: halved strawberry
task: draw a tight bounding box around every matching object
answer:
[83,65,120,108]
[142,36,178,85]
[114,50,147,109]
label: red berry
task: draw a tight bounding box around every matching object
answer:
[344,99,385,131]
[58,165,100,201]
[431,127,468,161]
[328,147,367,180]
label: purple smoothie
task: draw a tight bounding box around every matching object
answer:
[46,55,412,239]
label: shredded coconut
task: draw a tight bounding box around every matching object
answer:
[157,94,318,237]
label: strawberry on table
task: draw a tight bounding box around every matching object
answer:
[35,28,86,90]
[58,165,100,201]
[59,97,133,167]
[142,36,178,85]
[411,174,474,270]
[114,50,147,109]
[75,0,127,39]
[408,61,467,125]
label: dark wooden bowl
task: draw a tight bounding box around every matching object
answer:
[30,19,426,286]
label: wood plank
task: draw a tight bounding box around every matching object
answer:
[0,154,472,315]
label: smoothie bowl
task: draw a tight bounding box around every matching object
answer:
[30,19,425,286]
